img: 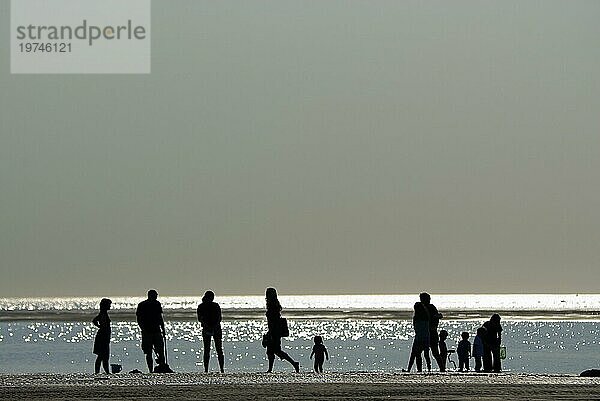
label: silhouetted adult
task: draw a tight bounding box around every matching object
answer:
[136,289,166,373]
[420,292,445,371]
[264,287,300,373]
[92,298,112,374]
[482,313,503,372]
[197,290,224,373]
[404,301,431,372]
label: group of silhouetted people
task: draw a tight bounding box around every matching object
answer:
[92,289,501,374]
[402,293,503,373]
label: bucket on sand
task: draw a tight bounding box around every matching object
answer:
[499,346,507,360]
[110,364,122,374]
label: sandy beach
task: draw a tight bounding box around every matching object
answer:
[1,372,599,400]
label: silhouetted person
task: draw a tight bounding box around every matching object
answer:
[420,292,444,371]
[264,287,300,373]
[457,331,471,372]
[472,327,485,372]
[92,298,112,374]
[136,289,166,373]
[438,329,448,372]
[197,290,224,373]
[482,314,502,372]
[310,335,329,373]
[404,302,431,372]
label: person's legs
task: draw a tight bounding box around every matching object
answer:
[145,353,154,373]
[482,344,492,372]
[423,349,432,372]
[141,332,153,372]
[415,354,423,372]
[465,357,470,371]
[276,350,299,372]
[267,352,275,373]
[214,333,225,373]
[318,360,324,373]
[313,360,319,373]
[266,337,279,372]
[94,355,102,374]
[202,334,212,372]
[269,335,298,372]
[154,333,166,366]
[406,340,419,372]
[475,356,482,372]
[101,355,110,374]
[492,346,501,372]
[429,332,444,371]
[406,349,416,372]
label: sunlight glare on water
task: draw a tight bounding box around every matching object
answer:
[1,319,600,374]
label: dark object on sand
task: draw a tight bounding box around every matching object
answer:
[110,364,122,374]
[580,369,600,377]
[129,369,143,374]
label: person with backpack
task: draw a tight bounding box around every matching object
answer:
[264,287,300,373]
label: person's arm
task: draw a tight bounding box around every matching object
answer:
[136,306,144,329]
[310,350,314,359]
[217,304,222,324]
[325,347,329,360]
[197,304,203,324]
[159,304,165,335]
[92,314,100,328]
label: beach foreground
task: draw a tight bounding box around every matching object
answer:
[1,372,599,400]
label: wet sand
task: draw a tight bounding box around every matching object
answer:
[1,372,599,400]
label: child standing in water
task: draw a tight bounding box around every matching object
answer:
[472,327,485,372]
[310,336,329,373]
[457,331,471,372]
[92,298,112,374]
[438,330,449,372]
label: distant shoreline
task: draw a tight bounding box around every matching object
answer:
[4,294,600,321]
[2,308,600,322]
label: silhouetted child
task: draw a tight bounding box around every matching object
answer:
[472,327,485,372]
[457,331,471,372]
[310,336,329,373]
[92,298,112,374]
[438,330,448,372]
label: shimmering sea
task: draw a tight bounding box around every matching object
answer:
[1,295,599,374]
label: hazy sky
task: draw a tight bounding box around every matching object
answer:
[1,1,599,296]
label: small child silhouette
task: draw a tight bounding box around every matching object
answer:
[472,327,485,372]
[457,331,471,372]
[438,330,449,372]
[310,336,329,373]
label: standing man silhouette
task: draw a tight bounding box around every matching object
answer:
[136,289,166,373]
[197,290,225,373]
[420,292,445,371]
